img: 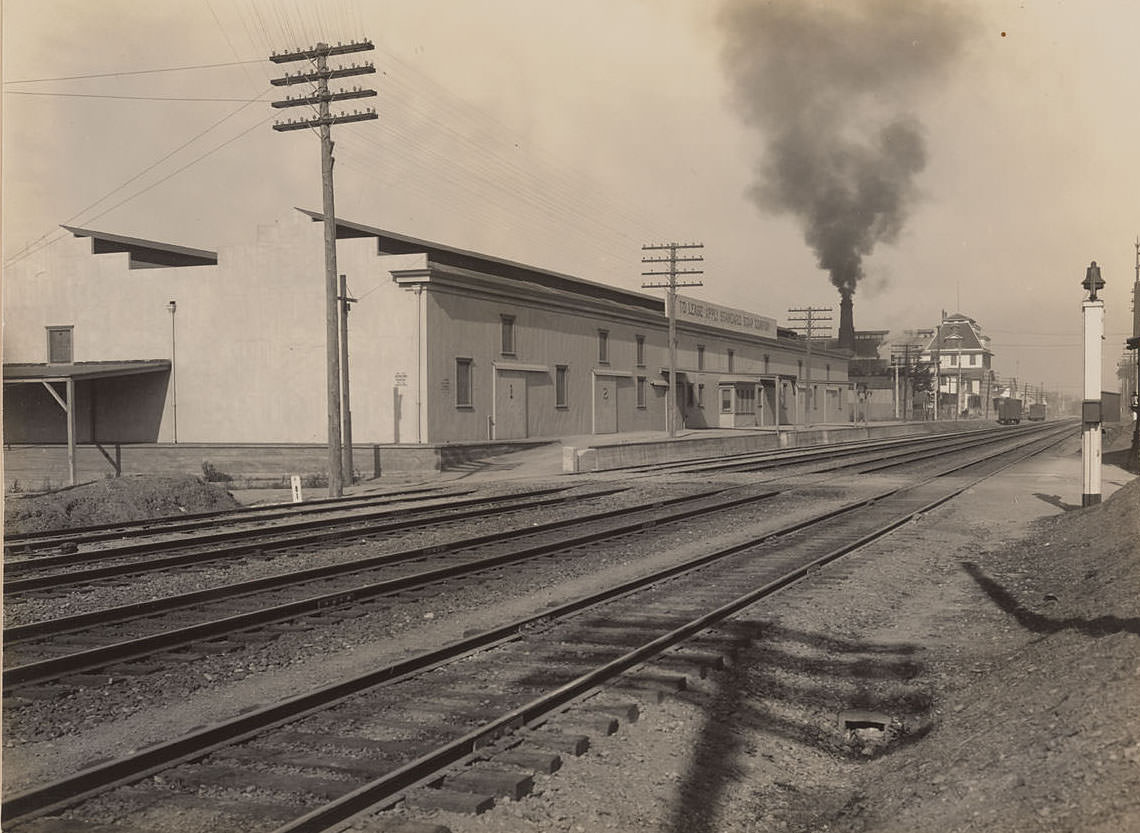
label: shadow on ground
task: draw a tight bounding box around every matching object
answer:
[664,620,934,833]
[963,561,1140,637]
[1032,492,1081,512]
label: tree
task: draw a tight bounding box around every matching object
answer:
[910,362,933,394]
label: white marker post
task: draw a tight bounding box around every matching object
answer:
[291,475,304,504]
[1081,261,1105,507]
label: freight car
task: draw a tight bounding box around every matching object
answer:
[1027,403,1047,421]
[995,397,1023,425]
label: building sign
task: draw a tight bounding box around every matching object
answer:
[394,371,408,387]
[674,294,777,339]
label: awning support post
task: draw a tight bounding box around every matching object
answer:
[41,380,77,486]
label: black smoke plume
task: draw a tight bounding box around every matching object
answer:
[719,0,973,303]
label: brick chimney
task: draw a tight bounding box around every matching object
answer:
[838,295,855,351]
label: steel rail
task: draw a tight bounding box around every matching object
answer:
[606,423,1006,474]
[3,489,776,687]
[273,424,1084,833]
[2,422,1071,828]
[864,423,1077,476]
[2,488,723,645]
[3,485,610,589]
[3,484,455,549]
[793,421,1074,476]
[616,421,1071,477]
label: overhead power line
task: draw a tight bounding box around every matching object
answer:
[4,90,265,102]
[3,59,265,85]
[4,90,273,268]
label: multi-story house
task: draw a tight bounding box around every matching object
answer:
[919,313,994,418]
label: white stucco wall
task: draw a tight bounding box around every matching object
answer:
[3,214,418,444]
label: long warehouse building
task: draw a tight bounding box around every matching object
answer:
[3,210,852,453]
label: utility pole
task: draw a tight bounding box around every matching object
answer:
[932,313,947,421]
[339,274,357,483]
[889,343,912,420]
[787,306,832,425]
[271,40,377,498]
[642,243,704,438]
[166,300,178,443]
[892,356,900,420]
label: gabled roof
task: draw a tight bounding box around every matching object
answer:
[296,208,662,314]
[63,225,217,268]
[927,314,989,353]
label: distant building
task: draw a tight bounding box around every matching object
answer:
[918,313,994,418]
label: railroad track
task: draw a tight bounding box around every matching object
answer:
[2,485,611,590]
[1,424,1071,832]
[3,484,457,554]
[610,420,1073,478]
[2,486,778,690]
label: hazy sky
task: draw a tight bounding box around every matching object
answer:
[4,0,1138,396]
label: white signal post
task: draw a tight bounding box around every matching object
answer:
[1081,261,1105,507]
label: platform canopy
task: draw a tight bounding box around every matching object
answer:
[3,360,171,484]
[3,360,171,384]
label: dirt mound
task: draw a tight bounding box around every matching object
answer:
[798,475,1140,833]
[3,475,241,535]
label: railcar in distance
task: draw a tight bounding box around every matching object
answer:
[995,397,1023,425]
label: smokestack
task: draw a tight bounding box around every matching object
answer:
[839,295,855,351]
[717,1,973,308]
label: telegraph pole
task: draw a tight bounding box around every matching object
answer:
[339,274,357,482]
[642,243,704,438]
[787,306,832,425]
[890,342,916,421]
[271,40,377,498]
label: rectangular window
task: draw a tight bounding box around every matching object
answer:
[727,349,735,373]
[969,354,977,367]
[556,365,568,408]
[697,345,705,371]
[687,382,695,407]
[697,383,705,408]
[455,358,473,408]
[721,388,733,413]
[598,329,609,364]
[949,354,958,366]
[500,315,516,356]
[635,334,645,367]
[636,376,646,408]
[47,326,73,364]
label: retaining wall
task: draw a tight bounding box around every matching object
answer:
[564,420,991,473]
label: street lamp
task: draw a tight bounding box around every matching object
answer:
[167,300,178,443]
